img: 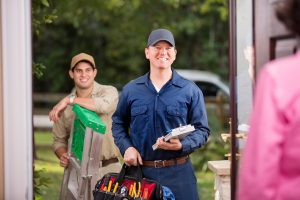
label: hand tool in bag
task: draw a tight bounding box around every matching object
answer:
[93,164,163,200]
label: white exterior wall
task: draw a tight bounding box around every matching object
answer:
[1,0,33,199]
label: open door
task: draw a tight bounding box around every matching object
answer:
[230,0,298,199]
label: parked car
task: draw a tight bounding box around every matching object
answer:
[176,69,229,98]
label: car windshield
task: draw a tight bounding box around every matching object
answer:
[195,81,221,97]
[176,69,229,98]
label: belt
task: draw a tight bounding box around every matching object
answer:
[142,156,189,168]
[102,158,119,166]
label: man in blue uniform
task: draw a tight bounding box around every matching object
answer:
[112,29,210,200]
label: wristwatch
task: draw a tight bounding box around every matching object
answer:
[69,96,75,105]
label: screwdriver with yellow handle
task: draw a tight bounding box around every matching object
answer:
[107,180,112,192]
[113,182,119,193]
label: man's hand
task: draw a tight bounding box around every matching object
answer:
[49,97,70,122]
[59,152,70,168]
[124,147,143,166]
[155,137,182,151]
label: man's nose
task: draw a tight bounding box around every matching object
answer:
[81,70,89,76]
[160,48,167,54]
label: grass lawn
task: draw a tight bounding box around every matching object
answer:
[34,132,64,199]
[34,132,215,199]
[197,171,215,200]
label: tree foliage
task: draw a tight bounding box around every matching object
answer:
[33,0,228,92]
[32,0,58,79]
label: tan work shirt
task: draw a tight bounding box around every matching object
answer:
[52,81,120,160]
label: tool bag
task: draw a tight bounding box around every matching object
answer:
[93,164,163,200]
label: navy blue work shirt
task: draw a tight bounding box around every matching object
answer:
[112,69,210,161]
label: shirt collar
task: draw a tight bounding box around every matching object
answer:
[136,73,149,84]
[170,69,185,88]
[135,69,185,88]
[91,81,98,96]
[70,81,97,97]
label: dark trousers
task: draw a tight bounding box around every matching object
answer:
[142,159,199,200]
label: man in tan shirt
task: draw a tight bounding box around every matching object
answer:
[49,52,121,177]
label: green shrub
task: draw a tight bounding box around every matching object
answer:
[34,167,51,199]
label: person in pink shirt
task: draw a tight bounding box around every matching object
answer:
[237,0,300,199]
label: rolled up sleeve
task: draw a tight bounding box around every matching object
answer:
[94,86,119,115]
[52,116,69,152]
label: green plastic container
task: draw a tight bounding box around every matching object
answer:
[71,104,106,160]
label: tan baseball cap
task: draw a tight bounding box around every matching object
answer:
[70,53,96,70]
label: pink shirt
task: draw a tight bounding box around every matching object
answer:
[237,51,300,200]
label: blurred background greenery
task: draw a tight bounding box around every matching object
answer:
[33,0,230,199]
[33,0,228,92]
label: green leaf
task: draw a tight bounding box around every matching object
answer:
[33,62,46,79]
[40,0,50,7]
[35,195,43,200]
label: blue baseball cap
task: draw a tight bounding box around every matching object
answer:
[147,29,175,47]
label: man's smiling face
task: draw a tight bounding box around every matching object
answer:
[145,41,177,70]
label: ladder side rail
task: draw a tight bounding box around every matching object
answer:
[89,131,104,196]
[77,127,93,199]
[59,118,75,200]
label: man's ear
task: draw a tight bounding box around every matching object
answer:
[69,70,74,79]
[93,69,97,78]
[145,48,149,59]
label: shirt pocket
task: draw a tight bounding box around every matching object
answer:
[130,105,149,134]
[131,105,148,117]
[166,106,182,117]
[165,105,187,127]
